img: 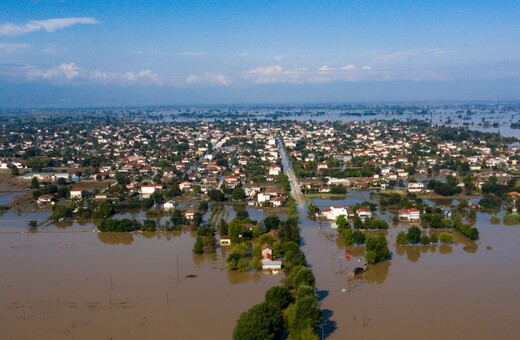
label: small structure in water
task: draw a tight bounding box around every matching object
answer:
[349,264,368,278]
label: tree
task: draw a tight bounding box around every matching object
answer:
[396,231,408,245]
[288,266,316,290]
[439,232,454,244]
[31,176,40,189]
[420,235,430,245]
[51,204,72,220]
[365,234,391,264]
[9,165,19,176]
[232,187,246,201]
[264,215,280,231]
[407,226,422,244]
[209,189,226,202]
[335,215,349,232]
[352,230,366,244]
[265,286,293,310]
[193,237,204,254]
[228,218,245,243]
[233,302,284,340]
[288,296,321,334]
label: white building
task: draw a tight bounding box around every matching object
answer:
[321,206,348,220]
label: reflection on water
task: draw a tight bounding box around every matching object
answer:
[363,261,390,285]
[97,232,135,245]
[0,231,281,339]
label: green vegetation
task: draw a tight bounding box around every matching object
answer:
[439,232,454,244]
[490,215,501,224]
[97,218,149,232]
[427,177,462,196]
[406,226,422,244]
[504,213,520,225]
[453,214,479,240]
[478,197,502,210]
[365,234,391,264]
[396,231,408,245]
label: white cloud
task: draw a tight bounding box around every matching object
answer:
[0,43,30,53]
[176,51,207,56]
[185,75,198,84]
[11,62,162,85]
[273,54,287,61]
[184,73,232,86]
[124,69,161,84]
[362,65,372,70]
[42,62,81,79]
[243,65,306,84]
[0,17,99,36]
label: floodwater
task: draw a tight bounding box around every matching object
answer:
[300,202,520,339]
[2,196,520,339]
[0,231,280,339]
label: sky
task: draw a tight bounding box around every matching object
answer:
[1,0,520,107]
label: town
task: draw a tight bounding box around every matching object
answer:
[1,106,519,339]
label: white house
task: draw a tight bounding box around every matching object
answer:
[269,164,282,176]
[257,193,271,203]
[356,208,372,220]
[321,206,348,220]
[140,184,162,196]
[399,208,421,222]
[70,188,85,199]
[407,182,425,193]
[163,200,176,210]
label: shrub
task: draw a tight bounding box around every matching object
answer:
[420,235,430,245]
[439,232,454,244]
[396,231,408,245]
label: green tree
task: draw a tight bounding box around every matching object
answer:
[288,296,321,334]
[407,226,422,244]
[365,234,391,264]
[265,286,293,310]
[264,215,281,231]
[31,176,40,189]
[396,231,408,245]
[232,187,246,201]
[439,232,454,244]
[228,219,245,243]
[209,189,226,202]
[233,302,284,340]
[352,230,366,244]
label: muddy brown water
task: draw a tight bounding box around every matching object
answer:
[301,206,520,340]
[2,205,520,339]
[0,231,280,339]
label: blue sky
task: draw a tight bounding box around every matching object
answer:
[1,0,520,107]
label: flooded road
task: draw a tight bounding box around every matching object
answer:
[0,231,280,339]
[299,200,520,339]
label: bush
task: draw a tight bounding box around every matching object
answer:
[439,232,454,244]
[420,235,430,245]
[352,230,366,244]
[429,233,438,244]
[504,213,520,225]
[490,215,501,224]
[396,231,408,245]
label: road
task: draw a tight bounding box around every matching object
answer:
[277,139,306,209]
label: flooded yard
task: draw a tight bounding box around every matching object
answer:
[300,204,520,339]
[0,231,280,339]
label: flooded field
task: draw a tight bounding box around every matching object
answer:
[2,192,520,339]
[300,202,520,339]
[0,231,280,339]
